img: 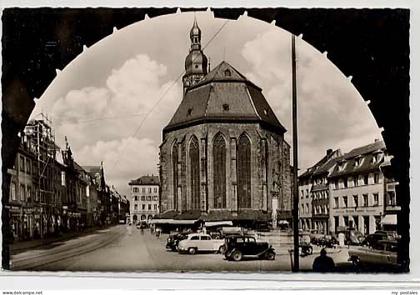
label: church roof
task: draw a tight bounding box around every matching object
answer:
[164,61,286,134]
[129,175,159,186]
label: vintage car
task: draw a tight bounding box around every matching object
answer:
[361,230,398,248]
[166,232,189,251]
[299,241,313,256]
[348,240,400,270]
[224,235,275,261]
[177,233,225,254]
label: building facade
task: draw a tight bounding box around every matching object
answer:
[129,175,160,223]
[298,149,342,233]
[329,140,386,235]
[159,19,292,226]
[6,119,123,242]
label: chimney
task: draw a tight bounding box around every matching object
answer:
[326,149,333,156]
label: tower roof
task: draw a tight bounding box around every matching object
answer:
[164,61,286,135]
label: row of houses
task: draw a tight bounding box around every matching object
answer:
[6,118,130,242]
[298,139,400,235]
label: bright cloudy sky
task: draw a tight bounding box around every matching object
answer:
[31,11,382,197]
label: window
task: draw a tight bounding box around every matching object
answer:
[20,184,26,201]
[334,197,339,208]
[148,188,152,193]
[154,187,157,193]
[354,195,358,208]
[222,103,230,111]
[142,204,145,210]
[335,180,339,189]
[191,236,199,240]
[190,136,200,210]
[27,186,32,202]
[134,196,138,201]
[142,187,145,193]
[344,178,348,188]
[10,182,17,201]
[19,155,25,172]
[172,142,178,210]
[342,196,348,208]
[61,171,66,186]
[201,235,211,240]
[147,196,151,201]
[154,204,157,210]
[364,175,369,185]
[133,187,139,193]
[213,133,226,209]
[373,193,379,206]
[374,173,380,184]
[148,204,152,210]
[224,69,231,77]
[388,191,397,206]
[363,194,369,207]
[238,134,251,208]
[134,204,138,210]
[26,158,31,174]
[353,177,358,187]
[306,204,309,214]
[300,190,304,199]
[153,196,158,201]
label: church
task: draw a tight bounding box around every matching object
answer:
[159,18,292,227]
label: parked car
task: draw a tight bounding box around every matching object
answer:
[166,232,189,251]
[361,230,399,248]
[224,235,275,261]
[309,231,325,245]
[299,241,313,256]
[177,233,225,255]
[348,239,400,271]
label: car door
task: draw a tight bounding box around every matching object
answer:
[200,235,212,251]
[189,234,200,250]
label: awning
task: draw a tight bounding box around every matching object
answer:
[204,221,233,227]
[149,218,197,225]
[381,214,397,225]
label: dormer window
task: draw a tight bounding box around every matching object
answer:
[338,161,345,172]
[372,151,382,164]
[187,108,193,116]
[223,103,230,111]
[354,156,362,167]
[224,69,231,77]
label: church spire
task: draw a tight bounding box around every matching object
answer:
[183,16,208,93]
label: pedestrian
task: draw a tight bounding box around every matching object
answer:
[312,248,335,272]
[156,227,161,238]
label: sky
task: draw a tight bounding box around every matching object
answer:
[31,11,382,197]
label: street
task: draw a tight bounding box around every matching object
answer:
[11,225,352,272]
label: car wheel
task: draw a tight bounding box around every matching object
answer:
[307,246,313,255]
[231,250,243,262]
[265,251,275,260]
[188,247,197,255]
[218,245,226,254]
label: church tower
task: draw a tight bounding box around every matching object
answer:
[182,16,208,93]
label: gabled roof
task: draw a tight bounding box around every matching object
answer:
[164,61,286,135]
[129,175,159,186]
[328,140,386,178]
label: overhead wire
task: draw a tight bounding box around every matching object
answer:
[110,18,230,170]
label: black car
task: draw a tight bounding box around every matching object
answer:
[361,230,398,248]
[224,235,275,261]
[166,232,188,251]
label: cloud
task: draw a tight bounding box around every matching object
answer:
[241,29,382,170]
[43,54,182,194]
[75,137,159,196]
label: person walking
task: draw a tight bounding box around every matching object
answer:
[312,248,335,272]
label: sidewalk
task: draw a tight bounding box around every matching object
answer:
[8,226,109,255]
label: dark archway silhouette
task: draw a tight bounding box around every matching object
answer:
[1,7,409,271]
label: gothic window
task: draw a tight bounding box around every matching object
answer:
[213,133,226,208]
[189,136,200,210]
[172,142,178,210]
[238,134,251,208]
